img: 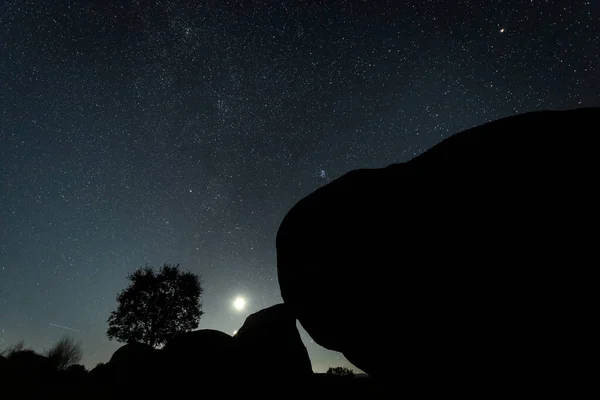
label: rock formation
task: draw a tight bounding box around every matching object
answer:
[162,329,234,394]
[276,107,597,391]
[91,342,159,395]
[233,303,312,379]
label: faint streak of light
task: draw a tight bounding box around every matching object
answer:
[49,323,80,333]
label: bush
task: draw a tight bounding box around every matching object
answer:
[326,366,355,377]
[45,336,83,370]
[0,341,27,358]
[66,363,87,373]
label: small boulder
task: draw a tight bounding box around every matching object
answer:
[109,341,157,366]
[232,303,312,380]
[163,329,234,392]
[98,342,159,390]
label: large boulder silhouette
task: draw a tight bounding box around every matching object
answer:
[163,329,234,392]
[276,108,596,391]
[109,341,157,367]
[232,303,312,380]
[92,342,159,392]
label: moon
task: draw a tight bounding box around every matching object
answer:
[233,296,246,311]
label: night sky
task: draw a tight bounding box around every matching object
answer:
[1,1,599,371]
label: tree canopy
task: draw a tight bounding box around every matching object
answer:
[107,263,203,347]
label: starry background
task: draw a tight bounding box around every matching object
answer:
[1,0,598,371]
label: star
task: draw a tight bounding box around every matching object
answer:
[0,0,595,373]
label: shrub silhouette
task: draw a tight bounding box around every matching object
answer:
[5,348,54,375]
[0,341,27,358]
[66,363,87,373]
[326,366,355,377]
[45,335,83,370]
[107,263,204,347]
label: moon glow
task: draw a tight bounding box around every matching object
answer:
[233,296,246,311]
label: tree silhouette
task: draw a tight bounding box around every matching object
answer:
[107,263,203,347]
[45,335,82,370]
